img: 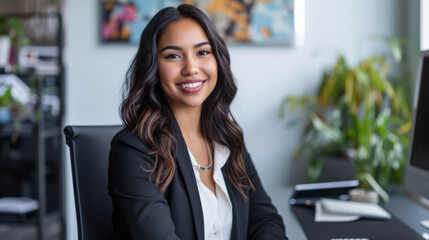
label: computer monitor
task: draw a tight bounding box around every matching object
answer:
[404,50,429,201]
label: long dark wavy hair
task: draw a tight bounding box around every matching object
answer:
[121,4,254,198]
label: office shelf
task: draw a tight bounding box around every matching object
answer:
[0,12,65,240]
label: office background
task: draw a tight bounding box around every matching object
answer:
[61,0,427,239]
[1,0,427,239]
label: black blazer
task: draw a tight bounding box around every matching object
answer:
[108,122,288,240]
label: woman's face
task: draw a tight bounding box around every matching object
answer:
[157,18,218,111]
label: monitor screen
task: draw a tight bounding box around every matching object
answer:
[404,51,429,200]
[409,55,429,171]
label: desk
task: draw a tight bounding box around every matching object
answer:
[268,187,306,239]
[267,187,429,240]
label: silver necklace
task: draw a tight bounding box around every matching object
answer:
[193,139,213,171]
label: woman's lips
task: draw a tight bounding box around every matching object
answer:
[176,80,206,93]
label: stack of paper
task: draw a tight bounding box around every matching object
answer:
[315,198,391,222]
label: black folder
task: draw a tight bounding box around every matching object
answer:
[289,180,359,206]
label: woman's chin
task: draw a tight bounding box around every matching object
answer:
[168,97,206,110]
[182,100,205,109]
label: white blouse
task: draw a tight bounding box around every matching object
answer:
[187,142,233,240]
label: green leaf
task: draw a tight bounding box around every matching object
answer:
[0,85,12,106]
[390,40,402,62]
[311,116,342,143]
[359,172,390,202]
[307,157,323,182]
[372,136,385,167]
[345,70,354,104]
[278,95,316,118]
[292,145,302,160]
[320,75,336,106]
[369,66,384,92]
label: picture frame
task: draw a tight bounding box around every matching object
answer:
[101,0,305,46]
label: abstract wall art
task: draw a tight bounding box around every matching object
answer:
[101,0,305,45]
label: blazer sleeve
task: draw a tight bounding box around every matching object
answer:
[108,130,181,240]
[245,151,289,240]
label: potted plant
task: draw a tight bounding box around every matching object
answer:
[279,38,412,203]
[0,85,12,123]
[0,82,29,143]
[0,15,28,69]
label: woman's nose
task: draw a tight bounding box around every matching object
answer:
[181,56,199,76]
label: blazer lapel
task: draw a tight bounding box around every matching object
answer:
[172,119,205,240]
[222,166,247,240]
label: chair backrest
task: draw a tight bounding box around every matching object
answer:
[64,125,122,240]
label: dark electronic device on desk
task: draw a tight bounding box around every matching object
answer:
[289,180,359,206]
[404,49,429,232]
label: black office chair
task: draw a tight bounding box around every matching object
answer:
[64,125,123,240]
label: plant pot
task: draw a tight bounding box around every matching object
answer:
[0,36,11,67]
[349,188,378,204]
[318,157,356,182]
[0,106,10,123]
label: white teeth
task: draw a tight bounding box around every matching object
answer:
[179,82,203,88]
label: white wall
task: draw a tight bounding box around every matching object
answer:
[422,0,429,50]
[64,0,412,239]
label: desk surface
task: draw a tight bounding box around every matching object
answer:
[267,187,429,240]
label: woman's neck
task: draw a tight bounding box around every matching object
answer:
[172,106,203,142]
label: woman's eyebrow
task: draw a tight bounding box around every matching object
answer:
[159,41,211,53]
[193,41,210,48]
[160,45,182,52]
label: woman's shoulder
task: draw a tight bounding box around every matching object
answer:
[109,127,156,173]
[111,127,152,154]
[242,147,257,175]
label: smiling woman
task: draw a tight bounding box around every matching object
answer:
[108,4,288,240]
[157,18,218,110]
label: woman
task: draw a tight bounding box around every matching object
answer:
[108,4,288,240]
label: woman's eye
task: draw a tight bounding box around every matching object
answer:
[198,50,211,56]
[166,53,180,59]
